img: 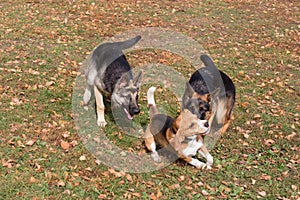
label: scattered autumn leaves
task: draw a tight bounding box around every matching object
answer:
[1,0,299,199]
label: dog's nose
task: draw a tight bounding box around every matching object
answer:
[204,121,209,128]
[132,107,140,115]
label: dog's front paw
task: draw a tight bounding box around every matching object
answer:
[206,164,212,170]
[151,152,162,163]
[97,119,107,127]
[189,158,212,170]
[189,158,206,169]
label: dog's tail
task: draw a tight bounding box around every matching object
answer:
[147,87,159,118]
[200,54,216,68]
[115,35,141,50]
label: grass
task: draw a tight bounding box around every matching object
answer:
[1,0,299,199]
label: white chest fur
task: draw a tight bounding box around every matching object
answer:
[181,137,203,157]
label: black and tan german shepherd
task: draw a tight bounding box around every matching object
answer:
[182,54,236,135]
[83,36,142,127]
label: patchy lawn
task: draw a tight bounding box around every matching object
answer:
[0,0,299,199]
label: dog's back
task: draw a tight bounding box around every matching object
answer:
[86,36,141,92]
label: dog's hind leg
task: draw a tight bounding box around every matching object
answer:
[220,96,235,135]
[220,115,233,135]
[144,127,161,163]
[83,83,93,110]
[94,85,107,127]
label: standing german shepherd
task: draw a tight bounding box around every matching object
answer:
[83,36,142,127]
[182,54,236,135]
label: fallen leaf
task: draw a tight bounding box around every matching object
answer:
[185,186,193,190]
[25,140,35,146]
[286,132,296,140]
[260,174,271,180]
[46,81,55,87]
[264,139,275,146]
[197,181,204,186]
[132,193,141,197]
[29,176,37,183]
[57,180,65,187]
[60,140,70,150]
[169,184,180,190]
[258,191,266,197]
[291,185,298,190]
[156,188,162,198]
[241,102,249,108]
[202,190,209,196]
[79,155,86,161]
[98,194,107,199]
[178,176,185,181]
[126,174,133,182]
[108,168,125,178]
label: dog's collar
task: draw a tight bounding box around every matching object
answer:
[182,137,193,143]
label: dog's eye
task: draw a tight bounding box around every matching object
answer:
[189,123,196,129]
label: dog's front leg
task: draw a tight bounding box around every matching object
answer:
[94,85,107,127]
[179,154,207,169]
[198,145,213,169]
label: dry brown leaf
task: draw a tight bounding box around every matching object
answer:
[156,188,162,198]
[185,186,193,190]
[201,190,209,196]
[60,140,70,150]
[169,184,180,190]
[286,132,296,140]
[57,180,65,187]
[126,174,133,182]
[79,155,86,161]
[97,194,107,199]
[25,140,35,146]
[29,176,37,183]
[241,102,249,108]
[260,174,272,180]
[264,139,275,146]
[258,191,266,197]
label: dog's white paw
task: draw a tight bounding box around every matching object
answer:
[189,158,212,170]
[97,119,107,127]
[189,158,205,169]
[151,152,162,163]
[206,164,212,170]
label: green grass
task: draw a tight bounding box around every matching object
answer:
[1,0,299,199]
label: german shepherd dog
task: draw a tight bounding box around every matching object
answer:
[182,54,236,135]
[83,36,142,127]
[144,87,214,169]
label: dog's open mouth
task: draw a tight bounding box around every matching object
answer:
[123,108,134,120]
[202,127,210,135]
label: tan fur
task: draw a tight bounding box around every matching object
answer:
[191,89,233,136]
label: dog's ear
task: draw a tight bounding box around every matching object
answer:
[133,71,143,88]
[185,82,195,96]
[116,73,130,90]
[182,82,194,104]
